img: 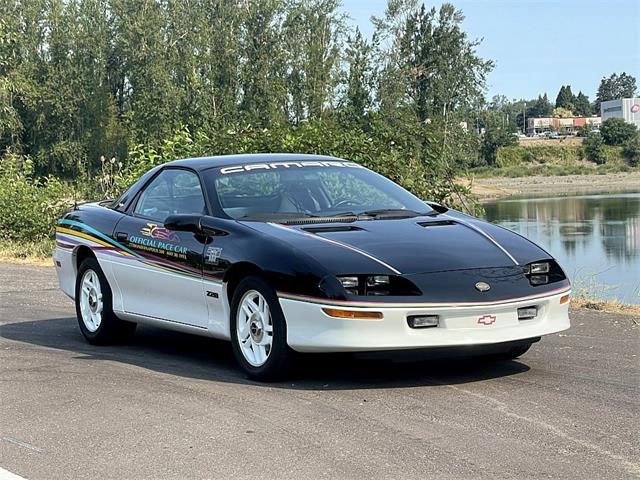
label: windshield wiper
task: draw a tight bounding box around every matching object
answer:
[238,212,319,221]
[357,208,429,219]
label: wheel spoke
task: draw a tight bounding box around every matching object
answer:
[263,320,273,333]
[252,342,265,364]
[241,304,253,318]
[238,318,250,339]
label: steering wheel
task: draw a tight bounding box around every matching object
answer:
[332,199,365,209]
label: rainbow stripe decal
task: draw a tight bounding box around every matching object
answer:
[55,219,204,280]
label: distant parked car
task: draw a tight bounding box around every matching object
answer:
[548,132,559,139]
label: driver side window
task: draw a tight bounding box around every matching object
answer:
[134,169,205,222]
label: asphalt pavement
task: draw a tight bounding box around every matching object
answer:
[1,263,638,479]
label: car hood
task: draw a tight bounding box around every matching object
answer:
[244,214,550,275]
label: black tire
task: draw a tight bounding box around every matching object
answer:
[494,342,532,361]
[75,257,136,344]
[229,275,295,381]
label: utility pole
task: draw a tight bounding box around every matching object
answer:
[523,102,527,135]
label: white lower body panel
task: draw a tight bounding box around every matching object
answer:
[53,246,77,299]
[280,290,570,353]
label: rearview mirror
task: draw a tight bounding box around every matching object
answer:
[164,214,229,236]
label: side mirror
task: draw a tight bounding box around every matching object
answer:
[164,214,229,236]
[164,214,203,234]
[425,201,448,214]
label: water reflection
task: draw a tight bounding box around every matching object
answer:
[483,192,640,304]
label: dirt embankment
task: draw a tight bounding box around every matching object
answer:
[468,171,640,201]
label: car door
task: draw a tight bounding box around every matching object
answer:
[111,168,210,328]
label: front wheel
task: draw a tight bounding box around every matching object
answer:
[230,276,295,381]
[75,257,136,344]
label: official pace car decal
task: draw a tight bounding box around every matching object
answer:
[141,223,179,242]
[55,219,200,279]
[129,223,188,260]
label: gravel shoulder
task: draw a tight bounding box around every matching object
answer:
[1,263,639,480]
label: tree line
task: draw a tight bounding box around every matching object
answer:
[1,0,638,186]
[1,0,494,180]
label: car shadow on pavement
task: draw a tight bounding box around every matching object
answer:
[1,317,530,390]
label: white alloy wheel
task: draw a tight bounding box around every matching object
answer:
[79,269,103,333]
[236,289,274,367]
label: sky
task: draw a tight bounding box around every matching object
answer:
[340,0,640,102]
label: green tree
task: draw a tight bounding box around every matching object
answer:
[342,28,374,120]
[238,0,287,125]
[595,72,638,112]
[600,117,638,146]
[480,126,517,165]
[528,94,553,117]
[373,2,493,121]
[283,0,345,123]
[573,91,592,116]
[555,85,575,112]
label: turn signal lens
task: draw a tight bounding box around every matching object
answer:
[560,294,570,304]
[322,308,383,320]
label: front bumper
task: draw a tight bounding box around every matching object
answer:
[280,290,570,353]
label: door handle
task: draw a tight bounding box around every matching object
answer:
[115,232,128,242]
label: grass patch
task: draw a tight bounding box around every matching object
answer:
[571,298,640,317]
[470,162,636,178]
[0,239,54,266]
[471,143,637,178]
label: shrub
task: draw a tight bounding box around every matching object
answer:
[622,133,640,167]
[119,120,483,214]
[480,128,517,166]
[600,118,638,146]
[0,154,74,243]
[495,145,582,167]
[583,134,606,164]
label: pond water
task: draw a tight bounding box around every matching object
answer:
[483,191,640,305]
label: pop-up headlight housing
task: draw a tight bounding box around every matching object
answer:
[336,275,420,296]
[523,260,566,286]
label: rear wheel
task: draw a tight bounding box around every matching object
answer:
[75,257,136,344]
[230,276,294,381]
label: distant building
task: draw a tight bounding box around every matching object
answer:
[526,116,601,135]
[600,98,640,129]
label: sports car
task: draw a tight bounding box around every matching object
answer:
[54,154,571,380]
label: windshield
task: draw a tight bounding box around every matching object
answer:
[205,161,433,221]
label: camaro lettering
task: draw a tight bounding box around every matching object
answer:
[220,161,364,174]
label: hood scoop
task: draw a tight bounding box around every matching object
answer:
[417,220,456,228]
[303,225,365,234]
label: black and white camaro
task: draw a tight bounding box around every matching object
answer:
[54,154,571,380]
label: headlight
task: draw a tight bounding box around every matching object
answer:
[528,262,550,274]
[336,275,420,296]
[338,276,359,291]
[523,261,566,286]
